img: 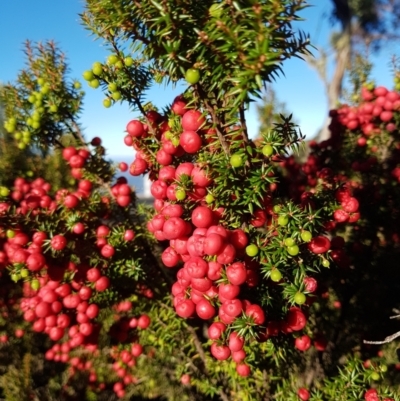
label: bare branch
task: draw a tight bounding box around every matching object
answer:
[364,330,400,345]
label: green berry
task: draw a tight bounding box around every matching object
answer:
[284,238,296,247]
[40,85,50,95]
[270,269,282,282]
[294,292,306,305]
[171,137,180,147]
[301,230,312,242]
[124,56,134,67]
[0,187,10,197]
[74,81,82,89]
[277,215,289,226]
[83,70,94,81]
[185,68,200,85]
[32,112,41,122]
[20,269,29,278]
[273,205,281,213]
[230,153,243,168]
[262,144,273,157]
[322,259,330,268]
[111,91,122,101]
[371,371,380,381]
[92,61,103,75]
[89,79,100,89]
[175,189,187,201]
[246,244,259,257]
[31,279,40,291]
[103,98,112,108]
[107,54,118,65]
[6,229,15,238]
[205,194,214,204]
[287,245,299,256]
[108,82,118,92]
[5,123,16,133]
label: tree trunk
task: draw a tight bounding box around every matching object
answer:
[317,31,352,141]
[316,0,353,142]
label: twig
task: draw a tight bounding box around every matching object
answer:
[391,308,400,318]
[218,389,230,401]
[196,86,230,156]
[186,325,207,372]
[238,104,249,143]
[186,325,230,401]
[364,330,400,345]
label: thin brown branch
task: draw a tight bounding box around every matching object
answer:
[186,326,207,371]
[239,105,249,143]
[195,85,230,156]
[218,389,230,401]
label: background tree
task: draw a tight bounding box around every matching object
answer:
[0,42,77,190]
[307,0,400,140]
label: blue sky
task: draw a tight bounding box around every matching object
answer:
[0,1,398,159]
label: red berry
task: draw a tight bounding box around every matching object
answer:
[51,235,67,251]
[101,244,115,258]
[95,276,110,292]
[191,206,214,228]
[180,374,191,385]
[308,236,330,254]
[129,158,148,176]
[196,299,216,320]
[228,331,245,352]
[181,110,205,131]
[210,342,231,360]
[364,389,379,401]
[303,277,317,293]
[175,299,195,318]
[236,363,251,377]
[126,120,144,137]
[179,130,202,154]
[298,388,310,401]
[208,322,226,340]
[295,335,311,351]
[245,304,265,325]
[286,307,307,331]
